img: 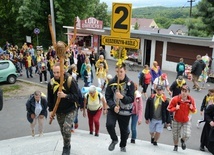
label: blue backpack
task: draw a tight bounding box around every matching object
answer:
[178,64,184,72]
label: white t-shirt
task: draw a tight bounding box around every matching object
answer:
[152,77,169,90]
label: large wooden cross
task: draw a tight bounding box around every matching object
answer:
[48,15,77,124]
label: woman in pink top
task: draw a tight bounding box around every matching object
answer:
[130,83,143,143]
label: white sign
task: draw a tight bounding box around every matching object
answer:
[26,36,31,43]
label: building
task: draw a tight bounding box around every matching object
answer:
[63,26,214,72]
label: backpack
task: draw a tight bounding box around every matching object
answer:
[144,73,151,84]
[178,64,185,72]
[50,76,83,108]
[110,79,133,116]
[50,75,73,90]
[86,93,101,111]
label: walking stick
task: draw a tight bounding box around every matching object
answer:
[48,15,77,124]
[116,47,123,106]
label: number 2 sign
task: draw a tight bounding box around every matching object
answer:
[111,3,132,38]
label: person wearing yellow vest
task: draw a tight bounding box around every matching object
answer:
[96,63,107,89]
[95,55,108,72]
[23,52,33,78]
[145,85,171,146]
[83,85,107,136]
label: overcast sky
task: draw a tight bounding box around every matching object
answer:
[100,0,200,9]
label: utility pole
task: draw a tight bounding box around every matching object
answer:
[188,0,195,17]
[50,0,56,41]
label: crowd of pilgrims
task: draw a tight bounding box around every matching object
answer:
[1,41,214,154]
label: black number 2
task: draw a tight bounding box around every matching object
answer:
[114,6,128,30]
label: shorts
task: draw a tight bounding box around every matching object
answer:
[149,119,164,133]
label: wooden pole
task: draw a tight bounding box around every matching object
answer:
[116,47,123,106]
[48,15,77,124]
[49,42,65,124]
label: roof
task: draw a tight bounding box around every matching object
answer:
[168,24,188,34]
[131,18,156,28]
[139,27,173,35]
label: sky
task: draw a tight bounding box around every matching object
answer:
[100,0,200,9]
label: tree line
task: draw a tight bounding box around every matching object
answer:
[0,0,109,49]
[0,0,213,49]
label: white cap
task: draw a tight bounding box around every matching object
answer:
[107,74,112,79]
[135,90,141,98]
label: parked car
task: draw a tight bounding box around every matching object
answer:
[0,60,18,84]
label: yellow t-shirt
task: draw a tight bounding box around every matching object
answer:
[27,56,32,67]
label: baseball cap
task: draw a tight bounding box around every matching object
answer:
[181,85,190,92]
[156,85,164,90]
[161,73,167,80]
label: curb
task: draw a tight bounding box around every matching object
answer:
[17,78,47,88]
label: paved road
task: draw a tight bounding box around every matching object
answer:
[0,59,214,152]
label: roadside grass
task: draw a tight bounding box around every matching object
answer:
[1,84,22,98]
[1,84,21,93]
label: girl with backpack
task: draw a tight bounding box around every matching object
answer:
[139,65,152,99]
[176,58,185,78]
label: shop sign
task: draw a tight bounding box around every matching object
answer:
[81,17,103,29]
[102,35,140,49]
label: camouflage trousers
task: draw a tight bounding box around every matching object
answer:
[57,110,77,147]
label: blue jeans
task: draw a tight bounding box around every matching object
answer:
[130,114,138,140]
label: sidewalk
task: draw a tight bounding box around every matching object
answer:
[0,130,209,155]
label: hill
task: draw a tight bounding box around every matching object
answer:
[132,6,196,28]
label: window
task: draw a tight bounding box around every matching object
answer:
[0,62,9,70]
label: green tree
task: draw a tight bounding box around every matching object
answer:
[0,0,21,46]
[194,0,214,36]
[133,22,140,30]
[93,2,110,27]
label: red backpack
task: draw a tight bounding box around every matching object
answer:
[144,72,152,84]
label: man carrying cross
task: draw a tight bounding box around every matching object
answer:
[48,62,79,155]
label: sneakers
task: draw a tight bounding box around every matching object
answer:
[120,147,126,152]
[89,131,93,135]
[62,145,70,155]
[196,120,201,129]
[200,145,205,151]
[108,140,118,151]
[153,141,158,146]
[95,133,99,137]
[151,138,154,144]
[130,139,135,144]
[167,126,172,131]
[180,138,186,150]
[173,145,178,151]
[195,88,201,91]
[39,132,43,137]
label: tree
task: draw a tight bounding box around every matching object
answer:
[194,0,214,36]
[93,2,110,27]
[0,0,22,46]
[133,22,140,30]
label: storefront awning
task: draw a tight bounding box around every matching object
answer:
[65,32,90,36]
